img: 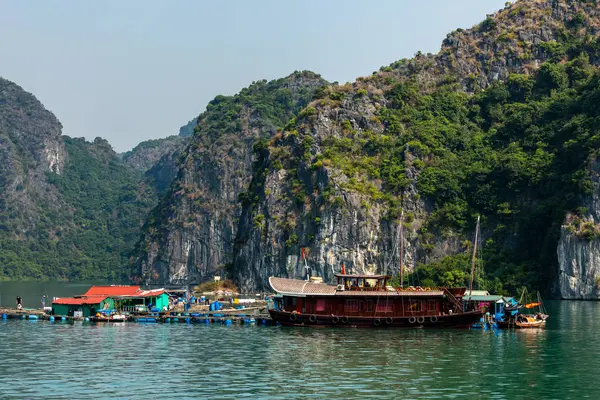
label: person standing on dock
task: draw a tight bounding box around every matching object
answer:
[16,296,22,310]
[41,295,46,309]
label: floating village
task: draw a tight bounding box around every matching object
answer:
[0,218,549,329]
[0,262,548,330]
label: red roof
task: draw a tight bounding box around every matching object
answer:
[52,295,107,305]
[135,289,166,297]
[84,285,141,296]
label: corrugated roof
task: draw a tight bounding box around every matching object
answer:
[269,277,337,296]
[334,274,391,279]
[52,295,107,305]
[463,295,504,302]
[129,288,166,298]
[269,277,444,297]
[84,285,141,296]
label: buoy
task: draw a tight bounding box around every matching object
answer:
[224,319,232,326]
[29,315,38,320]
[84,317,90,322]
[49,316,55,322]
[173,318,179,322]
[165,318,171,323]
[61,317,67,321]
[1,314,7,320]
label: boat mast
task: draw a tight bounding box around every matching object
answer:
[469,215,480,296]
[399,209,404,289]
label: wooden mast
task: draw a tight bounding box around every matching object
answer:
[399,209,404,289]
[469,215,480,296]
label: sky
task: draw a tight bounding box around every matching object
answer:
[0,0,509,152]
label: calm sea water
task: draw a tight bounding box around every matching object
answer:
[0,281,112,308]
[0,288,598,399]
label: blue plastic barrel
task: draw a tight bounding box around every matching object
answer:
[49,316,55,322]
[224,319,232,326]
[1,314,7,320]
[28,315,38,320]
[61,317,67,321]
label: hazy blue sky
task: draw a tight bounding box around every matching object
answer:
[0,0,509,152]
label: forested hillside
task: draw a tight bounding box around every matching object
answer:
[233,0,600,296]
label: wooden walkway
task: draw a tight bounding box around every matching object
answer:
[1,307,277,325]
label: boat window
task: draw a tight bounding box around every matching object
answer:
[407,301,422,312]
[428,300,437,311]
[345,300,359,312]
[316,299,326,312]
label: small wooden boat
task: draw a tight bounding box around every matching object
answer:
[497,290,549,329]
[89,312,127,322]
[497,313,547,329]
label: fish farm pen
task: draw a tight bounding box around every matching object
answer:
[0,308,277,326]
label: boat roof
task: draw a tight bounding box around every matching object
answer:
[463,294,516,303]
[269,277,443,297]
[334,274,391,279]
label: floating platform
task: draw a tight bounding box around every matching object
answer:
[1,307,277,326]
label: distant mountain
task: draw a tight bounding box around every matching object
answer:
[121,136,183,173]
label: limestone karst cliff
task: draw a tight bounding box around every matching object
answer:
[233,0,600,293]
[133,71,329,284]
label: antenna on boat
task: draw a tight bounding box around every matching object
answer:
[399,209,404,289]
[469,215,480,296]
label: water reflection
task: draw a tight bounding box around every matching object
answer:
[0,301,597,399]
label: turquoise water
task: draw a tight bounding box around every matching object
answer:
[0,301,597,398]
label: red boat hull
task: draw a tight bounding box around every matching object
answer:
[268,309,482,329]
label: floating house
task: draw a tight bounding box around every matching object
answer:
[52,285,170,316]
[462,291,517,321]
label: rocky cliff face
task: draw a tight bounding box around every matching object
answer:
[233,0,600,292]
[0,76,166,280]
[134,71,328,284]
[558,159,600,299]
[391,0,600,92]
[0,77,66,236]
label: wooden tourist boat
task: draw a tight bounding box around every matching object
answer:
[268,274,482,328]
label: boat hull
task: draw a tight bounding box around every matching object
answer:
[268,309,482,329]
[497,319,546,329]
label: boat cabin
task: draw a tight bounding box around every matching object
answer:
[335,274,390,291]
[270,276,464,318]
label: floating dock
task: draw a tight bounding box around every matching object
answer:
[1,307,277,326]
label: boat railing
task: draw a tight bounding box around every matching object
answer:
[442,288,463,311]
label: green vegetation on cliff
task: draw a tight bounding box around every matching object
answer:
[0,137,155,281]
[243,6,600,295]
